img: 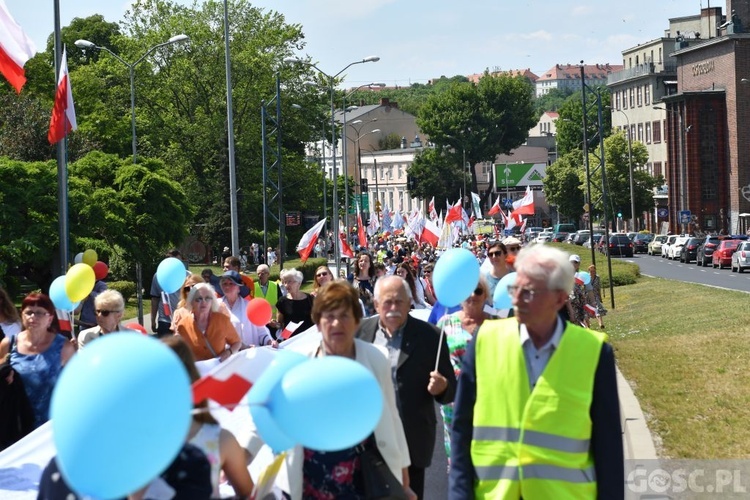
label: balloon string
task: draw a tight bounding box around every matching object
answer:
[434,322,446,372]
[190,401,258,415]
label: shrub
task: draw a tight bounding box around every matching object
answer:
[108,280,137,302]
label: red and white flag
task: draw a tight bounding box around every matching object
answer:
[280,320,303,340]
[487,195,501,216]
[511,186,535,216]
[48,48,77,144]
[584,304,598,317]
[445,200,463,224]
[296,218,326,263]
[160,291,172,318]
[0,0,36,93]
[420,218,440,247]
[519,217,528,234]
[55,309,72,333]
[339,230,354,258]
[428,197,438,221]
[192,348,278,407]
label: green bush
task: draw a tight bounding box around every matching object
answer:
[108,280,137,302]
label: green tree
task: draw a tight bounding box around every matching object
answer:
[533,87,574,117]
[555,88,611,157]
[379,133,402,150]
[542,150,586,222]
[407,147,466,203]
[416,72,536,204]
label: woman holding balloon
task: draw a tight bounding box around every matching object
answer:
[0,293,76,428]
[174,284,241,361]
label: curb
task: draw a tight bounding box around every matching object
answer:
[617,366,658,460]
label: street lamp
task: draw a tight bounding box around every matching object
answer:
[353,127,381,221]
[284,56,380,276]
[76,34,189,326]
[654,105,690,233]
[75,35,190,164]
[608,107,637,232]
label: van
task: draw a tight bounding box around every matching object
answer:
[553,223,577,234]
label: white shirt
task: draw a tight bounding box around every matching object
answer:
[519,316,564,389]
[221,296,272,346]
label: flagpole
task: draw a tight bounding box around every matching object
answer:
[53,0,68,275]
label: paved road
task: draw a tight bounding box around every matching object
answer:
[614,253,750,293]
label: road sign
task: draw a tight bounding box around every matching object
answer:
[679,210,691,225]
[657,208,668,218]
[502,198,514,209]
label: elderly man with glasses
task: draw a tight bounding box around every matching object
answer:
[449,244,623,500]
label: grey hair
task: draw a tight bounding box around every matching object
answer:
[279,268,303,283]
[185,283,221,313]
[514,243,575,294]
[373,275,413,301]
[256,264,270,274]
[94,289,125,312]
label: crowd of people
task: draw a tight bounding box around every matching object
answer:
[0,232,624,499]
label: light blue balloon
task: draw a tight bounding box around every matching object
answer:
[156,257,187,294]
[51,334,192,499]
[247,350,308,453]
[433,248,481,307]
[271,356,383,451]
[49,275,80,311]
[493,272,517,309]
[577,271,592,285]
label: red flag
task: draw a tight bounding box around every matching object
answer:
[584,304,598,317]
[48,48,77,144]
[519,217,528,234]
[56,309,71,333]
[420,218,440,246]
[445,200,463,224]
[280,320,303,340]
[296,218,326,263]
[468,215,476,228]
[357,203,367,248]
[428,196,438,221]
[511,186,534,216]
[0,0,35,93]
[488,195,501,216]
[192,348,278,406]
[339,230,354,258]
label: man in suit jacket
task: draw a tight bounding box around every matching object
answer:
[356,275,457,499]
[449,244,623,499]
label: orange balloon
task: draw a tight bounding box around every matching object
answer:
[246,298,272,326]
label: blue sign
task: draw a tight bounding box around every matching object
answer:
[503,229,514,236]
[657,208,668,218]
[679,210,691,224]
[502,198,514,209]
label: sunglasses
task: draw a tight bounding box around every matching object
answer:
[193,296,211,303]
[488,251,505,257]
[96,309,120,317]
[316,272,330,278]
[507,246,521,252]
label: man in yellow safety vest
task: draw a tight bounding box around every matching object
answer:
[449,244,623,499]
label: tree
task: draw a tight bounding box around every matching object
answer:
[407,147,466,204]
[542,150,586,222]
[555,88,611,157]
[533,87,574,117]
[379,133,402,150]
[416,72,536,204]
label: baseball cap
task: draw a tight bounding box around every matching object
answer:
[569,254,581,263]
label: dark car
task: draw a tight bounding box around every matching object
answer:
[679,237,704,263]
[551,232,569,242]
[606,233,634,257]
[712,239,742,269]
[632,233,653,254]
[697,236,723,266]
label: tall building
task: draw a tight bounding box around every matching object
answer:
[536,63,623,98]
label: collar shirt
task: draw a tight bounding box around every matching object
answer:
[374,319,406,413]
[519,316,564,390]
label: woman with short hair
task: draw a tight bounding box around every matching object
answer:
[275,268,314,338]
[77,289,129,349]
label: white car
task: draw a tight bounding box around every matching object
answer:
[667,235,691,260]
[535,233,552,243]
[661,235,678,258]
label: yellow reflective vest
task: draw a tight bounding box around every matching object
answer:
[253,281,279,315]
[471,318,606,499]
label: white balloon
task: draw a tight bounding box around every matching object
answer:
[74,252,84,264]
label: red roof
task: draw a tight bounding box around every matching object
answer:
[537,63,623,82]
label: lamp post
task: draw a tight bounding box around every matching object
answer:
[75,35,190,165]
[353,128,381,223]
[285,56,380,275]
[504,165,511,202]
[609,107,636,231]
[654,105,690,233]
[76,34,189,327]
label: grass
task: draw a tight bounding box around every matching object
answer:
[606,276,750,458]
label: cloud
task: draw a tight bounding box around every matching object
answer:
[571,5,594,16]
[518,30,554,42]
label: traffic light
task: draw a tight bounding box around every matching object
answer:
[360,178,368,192]
[617,211,623,219]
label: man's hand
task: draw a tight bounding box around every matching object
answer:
[427,370,448,396]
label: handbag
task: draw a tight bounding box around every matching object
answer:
[357,443,408,500]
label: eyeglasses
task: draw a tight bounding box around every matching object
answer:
[506,246,521,253]
[507,285,545,304]
[316,272,330,278]
[488,251,505,258]
[193,296,211,303]
[96,309,121,317]
[23,310,49,318]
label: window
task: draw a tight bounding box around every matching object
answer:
[637,86,643,107]
[398,166,403,179]
[637,123,644,142]
[629,88,634,108]
[646,122,652,144]
[615,90,621,110]
[623,90,628,109]
[652,121,661,143]
[631,124,636,142]
[654,161,662,178]
[644,84,651,105]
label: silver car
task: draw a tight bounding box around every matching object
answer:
[730,241,750,273]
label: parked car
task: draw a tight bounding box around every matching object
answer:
[564,233,577,244]
[571,229,604,246]
[711,239,742,269]
[696,235,721,266]
[551,232,569,243]
[583,234,604,249]
[626,232,638,241]
[661,235,678,258]
[633,233,653,254]
[731,241,750,273]
[648,235,668,255]
[606,233,634,257]
[679,237,704,263]
[535,233,553,243]
[667,235,691,260]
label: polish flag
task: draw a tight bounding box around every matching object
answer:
[56,309,72,333]
[574,273,585,286]
[357,203,367,248]
[584,304,598,317]
[488,195,501,216]
[160,291,172,318]
[468,215,476,228]
[296,218,326,262]
[428,197,438,221]
[519,217,528,234]
[445,200,463,224]
[192,348,278,407]
[48,47,77,144]
[0,0,36,93]
[280,320,303,340]
[511,186,535,216]
[339,230,354,258]
[420,218,440,247]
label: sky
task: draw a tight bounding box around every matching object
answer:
[11,0,701,87]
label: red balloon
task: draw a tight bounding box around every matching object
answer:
[93,261,109,281]
[124,322,148,335]
[246,298,272,326]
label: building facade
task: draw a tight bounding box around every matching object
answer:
[536,63,623,98]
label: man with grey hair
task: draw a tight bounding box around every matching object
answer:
[449,244,623,499]
[253,264,280,337]
[356,275,456,500]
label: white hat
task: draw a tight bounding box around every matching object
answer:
[502,236,522,247]
[569,254,581,263]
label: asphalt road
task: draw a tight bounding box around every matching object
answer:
[596,252,750,294]
[425,404,450,499]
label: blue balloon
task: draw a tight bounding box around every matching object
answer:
[156,257,187,294]
[271,356,383,451]
[577,271,592,286]
[433,248,481,307]
[49,275,80,311]
[51,334,192,499]
[247,350,308,453]
[493,272,517,310]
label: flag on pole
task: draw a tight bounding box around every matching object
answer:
[392,210,405,229]
[445,200,463,224]
[381,205,392,232]
[471,192,483,219]
[519,217,528,234]
[511,186,535,216]
[48,47,77,144]
[339,230,354,258]
[356,203,367,248]
[0,0,36,93]
[428,197,438,221]
[420,218,440,246]
[280,320,303,340]
[296,218,326,263]
[55,309,72,333]
[367,212,380,236]
[488,195,501,216]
